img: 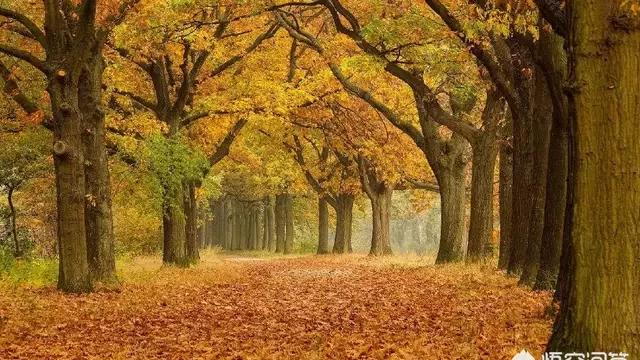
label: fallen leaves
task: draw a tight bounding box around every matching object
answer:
[0,254,553,359]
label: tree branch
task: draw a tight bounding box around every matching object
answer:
[422,0,521,113]
[533,0,567,38]
[112,88,158,112]
[0,60,40,114]
[210,23,280,77]
[0,44,47,74]
[208,118,248,165]
[0,7,46,46]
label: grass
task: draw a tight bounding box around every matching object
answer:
[0,256,58,287]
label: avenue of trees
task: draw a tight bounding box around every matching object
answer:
[0,0,637,353]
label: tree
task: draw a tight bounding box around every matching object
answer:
[275,7,475,262]
[0,128,50,257]
[0,0,138,291]
[547,0,640,352]
[110,2,274,264]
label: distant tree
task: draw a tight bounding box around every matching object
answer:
[0,128,50,257]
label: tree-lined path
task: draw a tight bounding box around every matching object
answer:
[0,254,552,359]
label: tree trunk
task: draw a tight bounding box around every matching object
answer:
[548,2,640,352]
[434,155,467,264]
[225,199,233,250]
[466,136,499,262]
[264,197,275,251]
[284,194,294,254]
[50,78,92,293]
[534,116,568,290]
[507,111,535,274]
[520,67,553,286]
[275,194,286,253]
[184,182,199,264]
[162,187,186,266]
[317,197,330,254]
[506,42,537,275]
[256,205,264,250]
[534,28,569,291]
[248,206,257,250]
[79,51,117,284]
[498,128,514,270]
[333,193,354,254]
[369,185,393,256]
[7,188,20,258]
[239,204,247,251]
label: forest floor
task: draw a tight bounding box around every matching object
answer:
[0,251,553,359]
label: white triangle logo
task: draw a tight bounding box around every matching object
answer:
[512,350,535,360]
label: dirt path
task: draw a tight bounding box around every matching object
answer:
[0,255,552,359]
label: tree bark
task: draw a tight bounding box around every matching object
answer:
[548,1,640,352]
[466,134,499,262]
[79,50,117,284]
[7,188,20,258]
[434,138,468,264]
[239,204,247,251]
[534,28,569,291]
[317,197,330,254]
[534,115,568,290]
[498,123,514,270]
[275,194,286,253]
[368,185,393,256]
[284,194,294,254]
[467,91,503,262]
[225,199,233,250]
[184,182,199,263]
[50,76,92,293]
[520,66,553,286]
[264,197,275,251]
[248,206,257,250]
[256,205,264,250]
[162,186,187,266]
[333,193,354,254]
[507,65,536,275]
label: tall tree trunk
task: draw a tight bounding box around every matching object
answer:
[520,67,553,286]
[225,199,233,250]
[548,2,640,352]
[261,198,268,250]
[256,205,264,250]
[466,91,503,262]
[162,186,186,266]
[239,204,247,251]
[466,135,499,262]
[275,194,286,253]
[7,188,20,258]
[284,194,294,254]
[248,206,257,250]
[369,185,393,256]
[434,155,467,264]
[333,193,354,254]
[264,197,275,251]
[79,51,117,283]
[184,182,199,264]
[507,42,537,275]
[50,78,92,293]
[507,113,535,274]
[534,28,569,291]
[317,197,330,255]
[498,123,514,270]
[534,116,568,290]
